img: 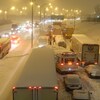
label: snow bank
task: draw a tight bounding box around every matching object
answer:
[74,22,100,44]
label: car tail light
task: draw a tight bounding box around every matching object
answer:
[38,86,42,89]
[60,63,64,66]
[94,62,98,64]
[12,35,16,38]
[76,62,79,66]
[28,86,33,90]
[68,61,72,65]
[54,86,58,90]
[33,86,37,89]
[12,86,16,90]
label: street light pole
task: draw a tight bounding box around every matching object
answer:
[73,11,76,30]
[31,0,34,48]
[39,6,42,22]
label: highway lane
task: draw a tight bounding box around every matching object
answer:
[0,26,48,100]
[0,39,31,100]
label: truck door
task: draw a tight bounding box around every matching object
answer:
[38,87,58,100]
[13,87,35,100]
[13,87,58,100]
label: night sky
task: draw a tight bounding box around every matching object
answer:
[0,0,100,13]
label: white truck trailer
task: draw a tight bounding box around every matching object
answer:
[71,34,99,66]
[12,47,58,100]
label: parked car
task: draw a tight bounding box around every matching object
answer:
[72,90,90,100]
[64,74,82,91]
[85,64,100,78]
[58,41,66,48]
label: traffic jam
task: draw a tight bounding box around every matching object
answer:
[0,21,33,59]
[0,21,100,100]
[54,34,100,100]
[47,21,100,100]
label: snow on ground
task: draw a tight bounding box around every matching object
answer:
[47,45,70,54]
[53,29,100,100]
[74,22,100,44]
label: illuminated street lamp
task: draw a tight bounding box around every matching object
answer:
[38,3,53,22]
[20,11,23,15]
[37,5,40,8]
[0,10,3,19]
[45,7,49,12]
[0,10,3,13]
[49,3,52,6]
[55,7,58,11]
[11,6,16,10]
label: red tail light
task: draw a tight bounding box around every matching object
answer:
[94,62,98,64]
[60,63,64,66]
[76,62,79,66]
[68,61,72,65]
[54,86,58,90]
[33,86,37,89]
[12,86,16,90]
[12,35,16,38]
[28,86,33,90]
[38,86,42,89]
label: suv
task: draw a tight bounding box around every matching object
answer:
[64,74,82,91]
[56,52,80,74]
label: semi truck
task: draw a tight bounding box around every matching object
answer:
[52,22,62,35]
[70,34,99,66]
[12,47,58,100]
[62,27,74,39]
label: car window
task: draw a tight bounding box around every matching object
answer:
[66,76,80,83]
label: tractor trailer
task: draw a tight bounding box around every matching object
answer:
[71,34,99,66]
[12,47,58,100]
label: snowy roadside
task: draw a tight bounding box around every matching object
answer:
[74,22,100,44]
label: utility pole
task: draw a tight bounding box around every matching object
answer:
[73,12,76,30]
[31,0,34,48]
